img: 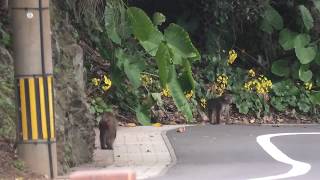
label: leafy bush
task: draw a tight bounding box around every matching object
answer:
[78,0,201,124]
[0,22,10,48]
[66,0,320,123]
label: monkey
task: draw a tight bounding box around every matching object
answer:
[207,94,233,125]
[99,112,117,150]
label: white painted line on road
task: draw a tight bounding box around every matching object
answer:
[249,132,320,180]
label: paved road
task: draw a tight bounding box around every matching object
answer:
[150,125,320,180]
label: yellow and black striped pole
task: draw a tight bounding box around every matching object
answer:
[16,76,55,141]
[11,0,57,178]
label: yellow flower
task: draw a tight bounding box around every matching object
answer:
[91,78,100,86]
[248,69,256,77]
[200,98,207,108]
[161,85,171,97]
[185,90,194,100]
[102,75,112,91]
[244,75,272,95]
[101,85,108,91]
[214,74,229,96]
[141,74,153,86]
[228,50,237,65]
[304,82,313,90]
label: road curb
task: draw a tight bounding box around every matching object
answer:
[156,127,178,178]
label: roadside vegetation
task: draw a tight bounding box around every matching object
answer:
[0,0,319,177]
[2,0,320,139]
[62,0,320,125]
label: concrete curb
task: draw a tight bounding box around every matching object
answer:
[154,127,178,178]
[106,125,187,179]
[234,123,320,127]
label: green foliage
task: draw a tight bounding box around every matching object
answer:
[85,3,201,124]
[0,54,16,139]
[167,66,194,121]
[125,7,199,122]
[79,0,320,123]
[90,97,113,115]
[279,29,297,50]
[234,91,269,118]
[127,7,164,56]
[314,0,320,12]
[297,93,312,113]
[164,24,200,63]
[135,104,152,126]
[309,92,320,105]
[155,43,170,87]
[271,59,290,77]
[270,80,299,112]
[153,12,166,26]
[115,49,145,89]
[260,6,283,33]
[299,66,313,82]
[270,80,314,113]
[298,5,314,31]
[0,23,10,47]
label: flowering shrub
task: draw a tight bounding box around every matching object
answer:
[304,82,313,91]
[91,75,112,92]
[212,74,229,96]
[161,85,171,97]
[200,98,207,108]
[141,74,153,87]
[244,70,272,95]
[185,90,194,100]
[228,50,237,65]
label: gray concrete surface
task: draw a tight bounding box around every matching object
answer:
[63,126,184,180]
[151,125,320,180]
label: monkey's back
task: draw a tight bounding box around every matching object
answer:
[99,112,117,136]
[99,112,117,149]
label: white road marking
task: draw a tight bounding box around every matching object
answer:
[249,132,320,180]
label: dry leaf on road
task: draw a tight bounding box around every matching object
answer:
[177,127,186,133]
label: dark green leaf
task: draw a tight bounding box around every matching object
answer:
[167,65,194,122]
[127,7,164,56]
[264,6,283,30]
[115,49,145,88]
[291,61,300,80]
[314,50,320,65]
[295,46,317,64]
[237,101,250,114]
[298,5,314,31]
[271,97,287,112]
[135,104,152,125]
[153,12,166,26]
[178,60,195,91]
[309,92,320,105]
[271,59,290,77]
[294,34,311,48]
[260,19,274,33]
[272,80,299,96]
[299,66,313,82]
[278,29,297,50]
[105,3,122,44]
[314,0,320,13]
[297,94,312,113]
[164,23,200,64]
[155,43,170,87]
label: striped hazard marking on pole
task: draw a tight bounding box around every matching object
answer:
[16,75,55,141]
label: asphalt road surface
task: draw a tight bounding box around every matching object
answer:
[151,125,320,180]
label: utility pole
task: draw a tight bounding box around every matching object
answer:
[11,0,57,178]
